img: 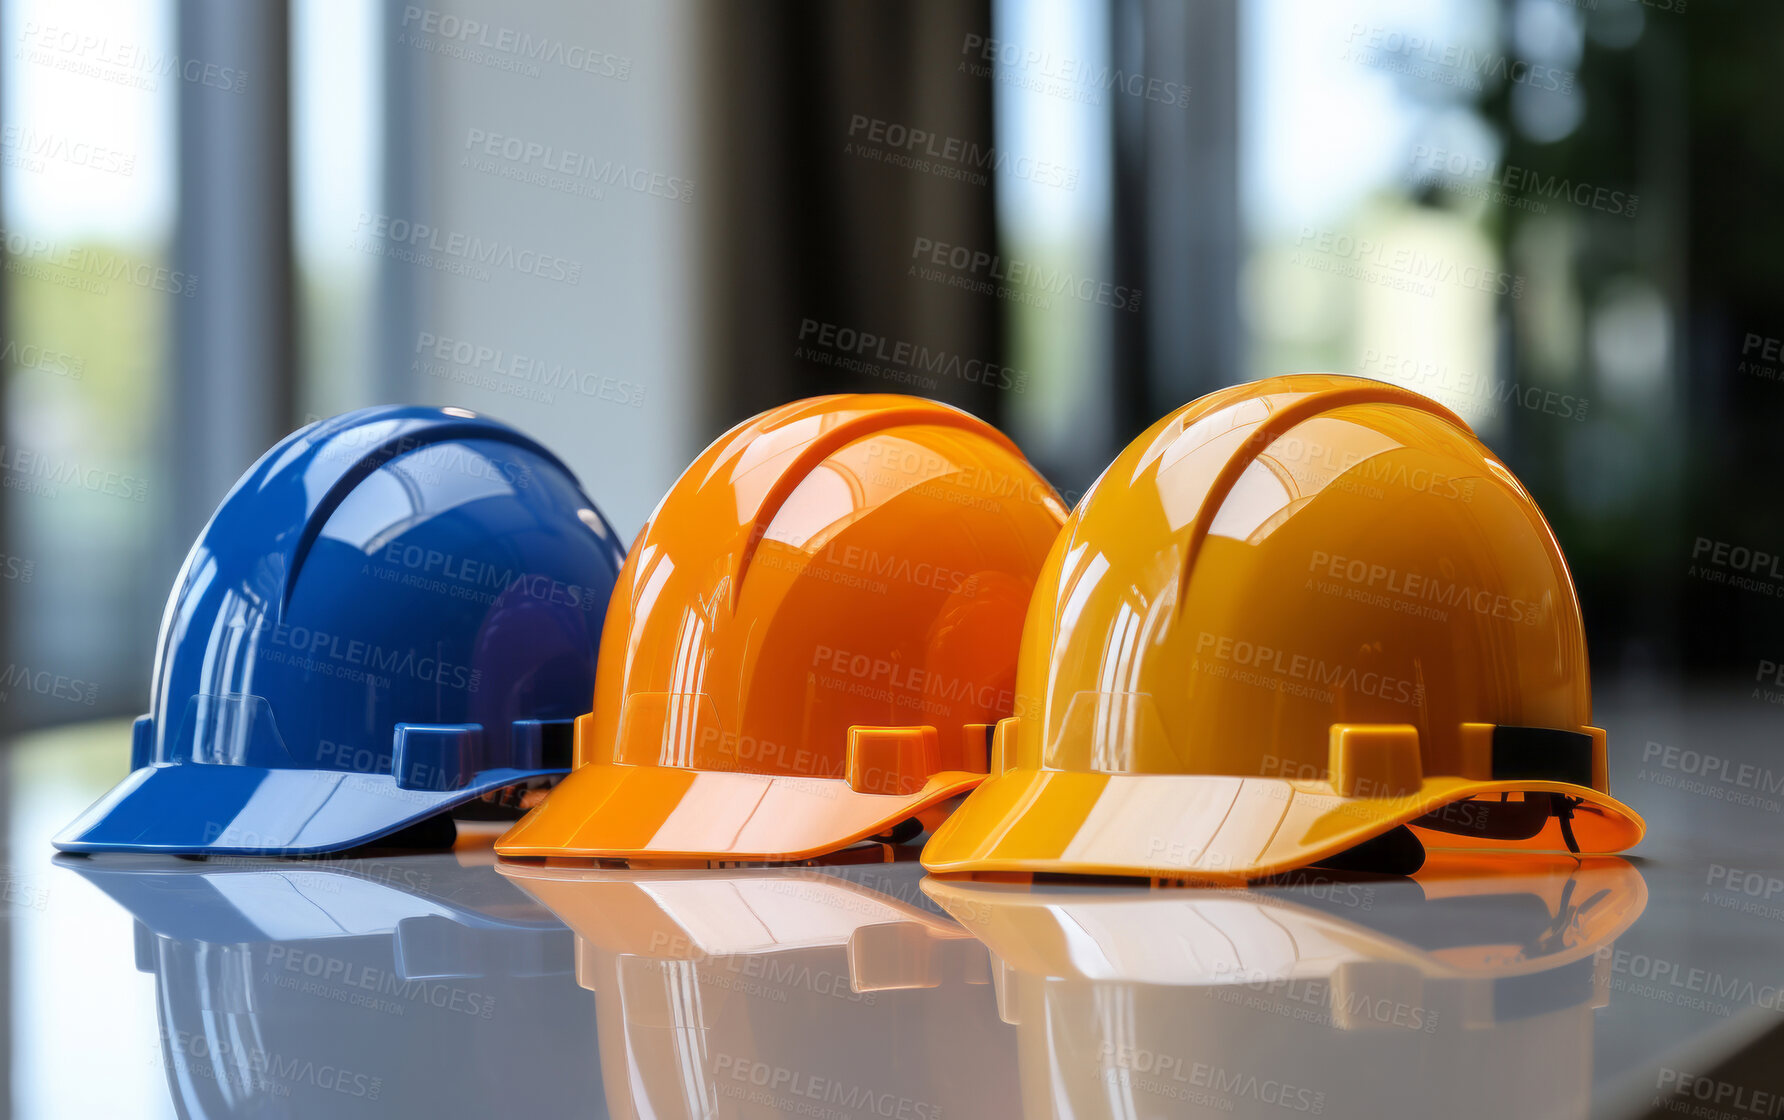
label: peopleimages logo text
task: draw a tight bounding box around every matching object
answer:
[0,226,197,296]
[354,212,582,285]
[910,237,1141,311]
[267,624,481,693]
[378,542,605,612]
[1692,537,1784,579]
[1655,1068,1784,1119]
[398,7,630,79]
[16,22,248,92]
[958,34,1190,107]
[1308,549,1545,625]
[1410,146,1637,217]
[0,444,147,501]
[463,128,692,202]
[1195,630,1425,707]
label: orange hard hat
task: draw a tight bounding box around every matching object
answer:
[922,374,1644,882]
[496,394,1067,863]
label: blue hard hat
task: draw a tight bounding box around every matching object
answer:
[54,405,626,855]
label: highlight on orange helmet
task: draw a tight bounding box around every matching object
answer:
[921,374,1644,883]
[496,394,1068,864]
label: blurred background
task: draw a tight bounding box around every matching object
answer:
[0,0,1774,748]
[0,1,1779,1115]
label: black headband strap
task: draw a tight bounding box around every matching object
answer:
[1490,726,1595,787]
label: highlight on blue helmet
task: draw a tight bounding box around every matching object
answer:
[54,405,626,856]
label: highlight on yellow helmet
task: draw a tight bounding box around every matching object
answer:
[496,394,1068,863]
[921,374,1644,883]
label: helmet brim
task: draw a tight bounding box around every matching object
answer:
[919,769,1644,883]
[52,762,562,856]
[494,762,985,862]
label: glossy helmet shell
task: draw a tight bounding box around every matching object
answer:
[923,375,1643,881]
[56,405,625,854]
[498,394,1066,862]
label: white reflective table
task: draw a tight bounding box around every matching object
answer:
[16,688,1782,1120]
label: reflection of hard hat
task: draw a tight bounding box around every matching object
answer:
[923,854,1646,988]
[56,406,626,856]
[923,375,1644,882]
[501,860,1017,1120]
[499,860,974,989]
[497,395,1066,863]
[63,854,597,1117]
[925,855,1645,1120]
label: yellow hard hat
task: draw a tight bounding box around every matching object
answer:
[922,374,1644,882]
